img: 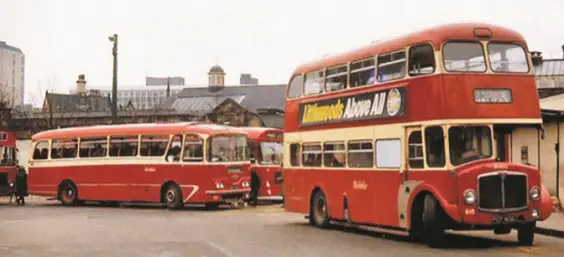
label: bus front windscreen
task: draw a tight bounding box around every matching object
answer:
[259,142,283,165]
[448,125,493,166]
[208,135,248,162]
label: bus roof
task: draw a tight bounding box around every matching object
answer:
[237,127,283,140]
[292,23,527,75]
[31,122,248,141]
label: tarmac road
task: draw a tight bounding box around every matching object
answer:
[1,200,563,257]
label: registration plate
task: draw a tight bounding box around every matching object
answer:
[492,214,517,224]
[231,186,238,190]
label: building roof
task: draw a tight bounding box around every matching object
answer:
[0,41,23,54]
[44,92,111,113]
[162,84,286,115]
[209,65,225,73]
[534,59,564,77]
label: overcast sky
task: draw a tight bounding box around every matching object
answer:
[1,0,563,105]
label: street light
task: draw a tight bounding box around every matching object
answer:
[109,34,118,122]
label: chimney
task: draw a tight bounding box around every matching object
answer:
[531,51,543,67]
[76,74,87,95]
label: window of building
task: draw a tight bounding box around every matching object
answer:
[349,58,376,88]
[302,143,322,167]
[408,131,424,168]
[425,126,445,167]
[325,65,348,92]
[287,75,303,99]
[108,136,139,157]
[488,43,529,73]
[323,142,346,167]
[51,139,78,159]
[33,141,49,160]
[375,139,401,168]
[140,135,168,157]
[347,141,373,168]
[290,143,301,166]
[79,137,108,158]
[304,70,324,96]
[183,135,203,162]
[377,50,406,82]
[408,44,436,76]
[443,41,486,72]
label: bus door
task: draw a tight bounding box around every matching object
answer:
[399,126,425,227]
[255,139,283,199]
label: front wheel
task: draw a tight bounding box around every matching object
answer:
[422,195,446,248]
[517,222,535,246]
[309,190,330,228]
[164,184,184,210]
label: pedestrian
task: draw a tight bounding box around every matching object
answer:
[250,170,260,206]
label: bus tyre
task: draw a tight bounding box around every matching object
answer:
[517,222,535,246]
[310,191,330,228]
[164,184,183,210]
[59,182,79,206]
[422,195,445,248]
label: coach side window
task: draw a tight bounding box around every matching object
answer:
[140,135,168,157]
[304,70,324,96]
[183,135,203,162]
[375,139,401,168]
[425,126,445,167]
[408,131,424,168]
[109,136,138,157]
[51,139,78,159]
[323,142,346,167]
[166,134,183,162]
[79,137,108,158]
[377,50,406,82]
[409,44,436,76]
[302,143,322,167]
[349,58,376,88]
[287,75,303,99]
[290,144,301,166]
[33,141,49,160]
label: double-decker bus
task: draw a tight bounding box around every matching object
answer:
[0,129,18,197]
[282,23,554,247]
[239,127,284,203]
[27,122,252,209]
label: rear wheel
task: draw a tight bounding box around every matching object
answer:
[164,184,183,210]
[59,182,79,206]
[517,222,535,246]
[422,194,445,248]
[309,190,330,228]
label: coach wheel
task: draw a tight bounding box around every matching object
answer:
[517,222,535,246]
[59,182,79,206]
[310,191,330,228]
[422,194,445,248]
[164,184,183,210]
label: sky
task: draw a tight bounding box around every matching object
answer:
[1,0,564,106]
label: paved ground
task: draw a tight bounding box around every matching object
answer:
[1,200,564,257]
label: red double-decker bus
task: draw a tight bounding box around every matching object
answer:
[282,23,554,247]
[239,127,284,202]
[27,122,252,209]
[0,129,18,197]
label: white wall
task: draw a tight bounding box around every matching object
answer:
[512,123,564,200]
[0,48,25,107]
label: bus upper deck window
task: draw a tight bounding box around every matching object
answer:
[443,42,486,72]
[487,43,529,73]
[409,44,436,76]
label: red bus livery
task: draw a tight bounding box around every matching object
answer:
[282,23,553,247]
[0,130,18,197]
[239,127,284,202]
[27,122,252,209]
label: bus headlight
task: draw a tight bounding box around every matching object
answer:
[464,189,477,205]
[215,182,224,189]
[241,181,249,188]
[266,181,271,188]
[529,186,540,201]
[8,181,14,188]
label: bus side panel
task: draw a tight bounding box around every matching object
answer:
[283,168,309,214]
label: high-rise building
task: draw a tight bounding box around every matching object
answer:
[0,41,25,107]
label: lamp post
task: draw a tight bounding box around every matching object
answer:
[109,34,118,122]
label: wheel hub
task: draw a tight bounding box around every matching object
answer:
[167,190,176,202]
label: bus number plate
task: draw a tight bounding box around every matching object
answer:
[492,214,517,224]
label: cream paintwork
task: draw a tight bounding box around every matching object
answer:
[397,180,423,228]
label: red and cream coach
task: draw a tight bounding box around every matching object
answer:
[27,122,252,209]
[282,23,553,247]
[239,127,284,202]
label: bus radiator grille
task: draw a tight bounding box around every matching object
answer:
[478,173,527,211]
